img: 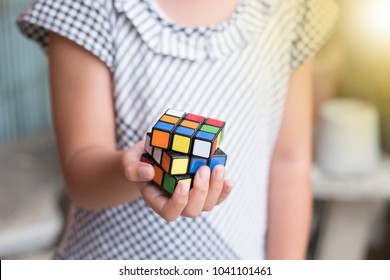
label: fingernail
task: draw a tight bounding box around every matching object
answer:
[180,182,190,195]
[139,166,151,180]
[199,167,210,181]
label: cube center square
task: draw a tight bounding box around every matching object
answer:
[181,119,200,129]
[175,126,195,136]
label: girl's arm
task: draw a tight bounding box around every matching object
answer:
[48,33,232,217]
[48,32,143,209]
[266,59,314,259]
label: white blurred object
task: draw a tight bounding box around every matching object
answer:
[315,98,381,176]
[312,154,390,259]
[0,132,64,258]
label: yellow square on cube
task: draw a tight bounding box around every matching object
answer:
[178,178,192,188]
[171,158,189,174]
[216,132,221,149]
[172,135,191,154]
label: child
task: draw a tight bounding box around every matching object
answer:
[18,0,338,259]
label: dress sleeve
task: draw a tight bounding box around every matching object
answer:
[17,0,115,71]
[290,0,339,69]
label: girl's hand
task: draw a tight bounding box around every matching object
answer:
[122,140,234,221]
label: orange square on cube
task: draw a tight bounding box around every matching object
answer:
[161,151,171,173]
[160,115,180,124]
[153,164,164,186]
[180,120,200,129]
[151,130,170,149]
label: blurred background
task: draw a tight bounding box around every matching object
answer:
[0,0,389,260]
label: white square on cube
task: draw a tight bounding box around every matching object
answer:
[166,109,185,118]
[193,139,211,158]
[153,148,163,164]
[145,134,153,155]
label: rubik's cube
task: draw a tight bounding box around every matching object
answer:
[141,109,227,195]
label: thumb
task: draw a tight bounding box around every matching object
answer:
[124,161,155,182]
[121,140,154,182]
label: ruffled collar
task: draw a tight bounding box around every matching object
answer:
[114,0,282,60]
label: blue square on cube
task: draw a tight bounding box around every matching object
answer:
[155,121,175,132]
[189,157,208,174]
[209,155,227,170]
[196,131,215,141]
[175,126,195,136]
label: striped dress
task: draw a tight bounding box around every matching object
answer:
[18,0,338,259]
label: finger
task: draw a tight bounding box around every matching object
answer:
[215,180,233,205]
[216,180,234,205]
[122,140,146,166]
[142,181,190,221]
[124,162,154,182]
[141,183,170,209]
[160,181,191,221]
[182,166,210,218]
[203,165,225,211]
[122,140,154,182]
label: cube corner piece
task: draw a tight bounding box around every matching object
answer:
[141,153,153,164]
[208,148,227,170]
[151,121,176,149]
[162,173,193,195]
[144,132,154,156]
[165,108,186,119]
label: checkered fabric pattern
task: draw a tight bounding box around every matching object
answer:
[290,0,339,68]
[55,199,238,259]
[18,0,115,71]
